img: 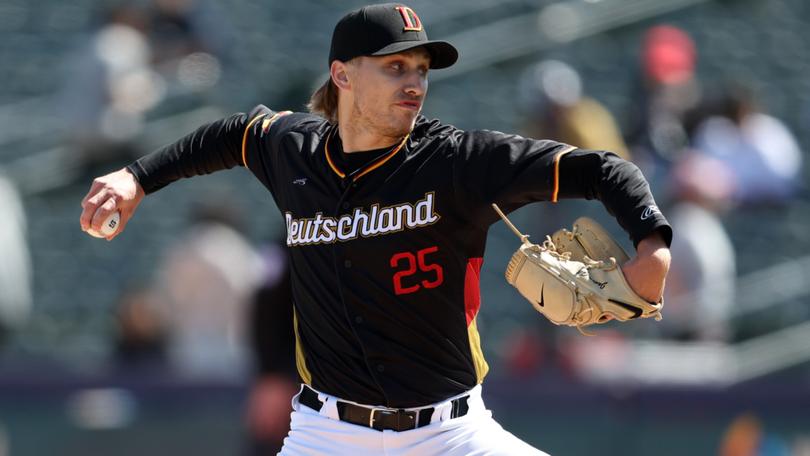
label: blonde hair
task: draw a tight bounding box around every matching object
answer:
[307,77,339,124]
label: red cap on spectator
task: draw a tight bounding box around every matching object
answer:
[643,25,696,85]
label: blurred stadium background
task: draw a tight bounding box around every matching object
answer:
[1,0,809,454]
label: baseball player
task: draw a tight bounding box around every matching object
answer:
[80,3,671,455]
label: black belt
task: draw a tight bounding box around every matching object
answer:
[298,385,470,432]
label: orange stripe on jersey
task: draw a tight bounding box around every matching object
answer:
[323,128,346,179]
[324,129,410,181]
[551,145,576,203]
[241,113,268,168]
[262,110,293,133]
[352,133,409,182]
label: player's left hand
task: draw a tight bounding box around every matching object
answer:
[621,231,671,303]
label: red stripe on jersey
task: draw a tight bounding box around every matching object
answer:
[464,257,484,326]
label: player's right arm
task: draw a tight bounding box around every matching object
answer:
[79,105,275,239]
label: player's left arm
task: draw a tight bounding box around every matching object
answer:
[556,149,671,302]
[452,131,671,302]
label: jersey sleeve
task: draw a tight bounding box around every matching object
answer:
[557,148,672,247]
[452,129,574,222]
[127,105,282,194]
[453,129,671,248]
[239,107,297,193]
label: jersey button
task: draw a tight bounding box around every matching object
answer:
[355,316,363,324]
[376,364,385,373]
[344,260,352,268]
[342,202,350,210]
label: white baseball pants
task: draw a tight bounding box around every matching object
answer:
[278,384,550,455]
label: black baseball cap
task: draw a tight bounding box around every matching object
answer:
[328,3,458,69]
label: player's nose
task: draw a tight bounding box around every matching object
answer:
[403,72,427,97]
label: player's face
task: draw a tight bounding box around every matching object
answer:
[349,48,430,138]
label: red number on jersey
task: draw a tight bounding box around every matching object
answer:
[418,246,443,289]
[390,246,444,295]
[390,252,420,295]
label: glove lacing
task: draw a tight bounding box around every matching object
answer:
[492,203,636,335]
[538,235,617,336]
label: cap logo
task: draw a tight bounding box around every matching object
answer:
[396,6,423,32]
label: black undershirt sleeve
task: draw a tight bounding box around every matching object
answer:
[557,149,672,248]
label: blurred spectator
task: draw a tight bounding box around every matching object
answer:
[500,322,579,382]
[0,171,32,349]
[720,413,764,456]
[626,25,702,185]
[143,0,233,101]
[662,153,736,341]
[691,84,803,206]
[59,4,166,171]
[112,284,167,372]
[58,1,230,175]
[517,60,631,250]
[149,0,211,65]
[245,241,298,455]
[519,59,630,159]
[154,199,264,380]
[147,0,230,74]
[719,413,792,456]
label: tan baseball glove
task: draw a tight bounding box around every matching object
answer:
[493,205,663,335]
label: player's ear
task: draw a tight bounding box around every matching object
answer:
[331,61,351,91]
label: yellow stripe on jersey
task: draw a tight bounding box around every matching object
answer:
[551,145,577,203]
[467,316,489,384]
[293,307,313,385]
[241,113,268,169]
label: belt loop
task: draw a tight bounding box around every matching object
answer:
[439,402,452,421]
[318,392,339,420]
[451,397,469,418]
[417,407,433,428]
[292,384,305,410]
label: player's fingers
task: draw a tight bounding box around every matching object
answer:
[107,192,144,240]
[80,179,107,208]
[90,198,118,233]
[80,189,111,230]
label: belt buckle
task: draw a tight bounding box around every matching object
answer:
[370,408,416,432]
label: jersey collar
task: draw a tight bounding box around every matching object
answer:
[324,127,410,182]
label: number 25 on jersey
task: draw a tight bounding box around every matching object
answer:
[390,246,444,295]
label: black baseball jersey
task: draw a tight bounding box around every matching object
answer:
[128,105,672,408]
